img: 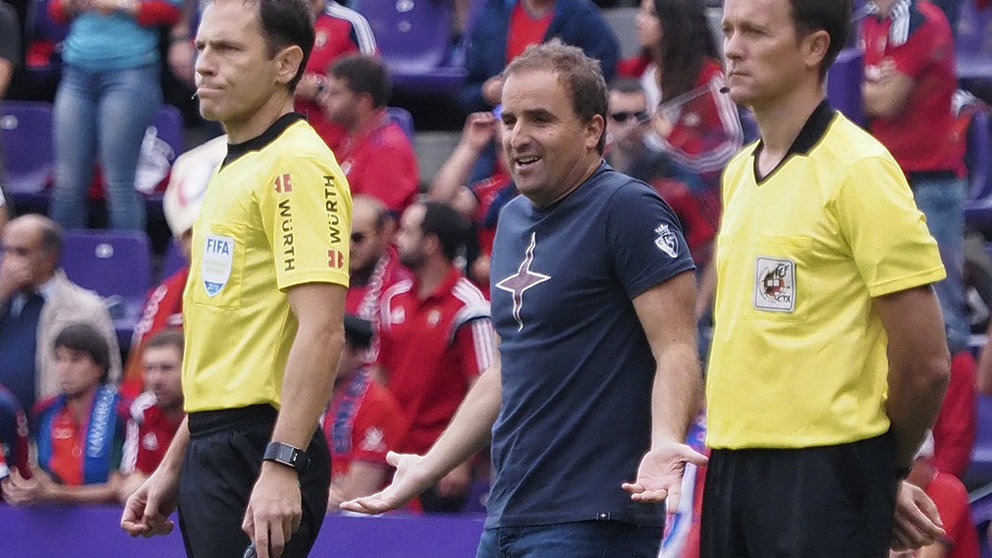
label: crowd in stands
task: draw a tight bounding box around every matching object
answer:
[0,0,991,555]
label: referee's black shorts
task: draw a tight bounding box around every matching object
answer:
[700,431,898,558]
[177,404,331,558]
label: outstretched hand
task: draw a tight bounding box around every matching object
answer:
[622,441,708,513]
[339,451,436,515]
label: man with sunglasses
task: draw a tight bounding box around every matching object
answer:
[604,79,652,177]
[345,195,411,354]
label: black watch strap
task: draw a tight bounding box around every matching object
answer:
[263,442,308,472]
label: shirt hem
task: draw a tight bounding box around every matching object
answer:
[706,422,891,450]
[866,267,946,298]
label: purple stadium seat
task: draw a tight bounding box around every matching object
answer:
[140,105,186,217]
[24,0,70,91]
[0,101,54,208]
[27,0,69,43]
[386,106,415,141]
[963,108,992,232]
[61,230,153,348]
[966,394,992,487]
[159,237,187,281]
[825,47,864,127]
[357,0,465,94]
[153,105,185,158]
[956,1,992,79]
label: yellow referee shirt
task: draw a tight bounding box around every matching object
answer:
[182,114,352,413]
[706,101,945,449]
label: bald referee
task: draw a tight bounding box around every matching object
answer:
[121,1,351,557]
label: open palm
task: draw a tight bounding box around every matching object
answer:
[622,441,708,513]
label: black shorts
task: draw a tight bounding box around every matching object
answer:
[177,405,331,558]
[700,431,898,558]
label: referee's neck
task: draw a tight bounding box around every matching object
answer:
[754,88,825,158]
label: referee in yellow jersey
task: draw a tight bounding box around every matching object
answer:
[121,1,351,557]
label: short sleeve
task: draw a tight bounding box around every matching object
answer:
[605,182,696,298]
[259,153,352,291]
[835,156,945,297]
[453,317,496,381]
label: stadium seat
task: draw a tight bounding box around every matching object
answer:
[0,101,54,210]
[357,0,465,94]
[387,106,415,141]
[140,105,186,217]
[61,230,153,349]
[956,1,992,80]
[159,237,187,281]
[963,108,992,233]
[825,47,864,127]
[966,394,992,487]
[23,0,69,94]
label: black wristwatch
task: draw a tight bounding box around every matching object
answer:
[263,442,309,472]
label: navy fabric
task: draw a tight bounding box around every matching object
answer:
[486,163,695,528]
[459,0,620,112]
[0,295,43,413]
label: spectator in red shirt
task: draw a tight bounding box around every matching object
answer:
[319,54,419,216]
[323,314,406,511]
[862,0,969,359]
[377,201,496,512]
[295,0,377,151]
[2,323,127,505]
[118,329,185,503]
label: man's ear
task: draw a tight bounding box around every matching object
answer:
[275,44,305,87]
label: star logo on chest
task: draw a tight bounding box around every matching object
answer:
[495,232,551,331]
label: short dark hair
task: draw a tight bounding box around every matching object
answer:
[420,201,469,263]
[608,77,646,97]
[504,41,609,154]
[789,0,852,81]
[54,323,111,384]
[244,0,315,90]
[146,329,184,355]
[330,54,391,109]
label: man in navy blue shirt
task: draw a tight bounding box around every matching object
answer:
[342,41,705,557]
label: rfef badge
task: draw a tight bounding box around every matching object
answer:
[753,256,795,312]
[202,234,234,297]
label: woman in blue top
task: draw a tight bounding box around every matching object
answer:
[48,0,183,231]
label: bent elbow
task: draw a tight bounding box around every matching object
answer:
[923,351,952,394]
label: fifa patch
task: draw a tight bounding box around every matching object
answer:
[654,223,679,258]
[754,256,795,312]
[202,234,234,297]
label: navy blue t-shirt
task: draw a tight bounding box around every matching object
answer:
[486,163,695,528]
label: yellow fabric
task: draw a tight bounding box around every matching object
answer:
[706,112,945,449]
[182,120,351,412]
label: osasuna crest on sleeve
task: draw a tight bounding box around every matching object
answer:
[654,223,679,258]
[202,234,234,297]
